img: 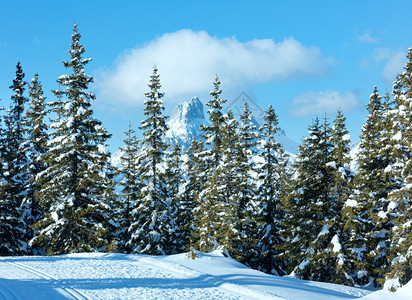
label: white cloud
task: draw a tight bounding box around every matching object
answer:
[357,30,378,43]
[290,90,360,117]
[95,29,331,106]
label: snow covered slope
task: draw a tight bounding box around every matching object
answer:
[0,251,384,300]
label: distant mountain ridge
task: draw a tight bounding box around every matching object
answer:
[165,96,299,155]
[112,97,299,168]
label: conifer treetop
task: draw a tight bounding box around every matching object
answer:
[206,75,226,118]
[140,65,169,150]
[144,65,164,101]
[210,75,222,98]
[261,105,279,131]
[10,62,27,99]
[8,61,28,138]
[54,23,95,106]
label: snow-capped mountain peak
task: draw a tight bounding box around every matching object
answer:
[170,96,205,122]
[165,96,207,150]
[165,96,299,154]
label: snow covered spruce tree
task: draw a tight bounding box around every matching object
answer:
[31,24,115,255]
[365,88,398,287]
[233,101,259,263]
[192,75,228,254]
[218,109,244,257]
[280,112,354,284]
[164,143,187,253]
[186,138,207,254]
[282,117,341,282]
[115,121,140,253]
[344,87,396,285]
[0,98,8,255]
[250,104,287,275]
[344,86,395,286]
[384,47,412,289]
[127,65,174,255]
[324,109,355,285]
[0,62,30,255]
[0,98,9,255]
[21,73,49,254]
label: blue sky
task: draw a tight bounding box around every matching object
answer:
[1,1,412,152]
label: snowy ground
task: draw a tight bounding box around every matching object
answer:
[0,251,409,300]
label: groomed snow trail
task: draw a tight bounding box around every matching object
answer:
[0,252,377,300]
[5,261,90,300]
[0,259,89,300]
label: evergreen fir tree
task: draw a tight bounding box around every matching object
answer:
[32,24,114,254]
[366,88,397,286]
[0,98,9,255]
[127,65,172,255]
[326,109,355,285]
[164,143,186,253]
[186,138,207,255]
[384,47,412,289]
[21,73,49,254]
[282,117,338,281]
[219,109,243,256]
[0,62,29,255]
[193,76,227,253]
[345,87,394,286]
[252,104,286,275]
[115,121,140,253]
[234,101,258,263]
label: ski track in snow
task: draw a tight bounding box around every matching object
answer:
[2,260,90,300]
[0,252,387,300]
[138,256,285,299]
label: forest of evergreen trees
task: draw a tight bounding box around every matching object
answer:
[0,24,411,291]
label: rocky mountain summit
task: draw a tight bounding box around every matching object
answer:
[165,96,299,154]
[165,97,207,150]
